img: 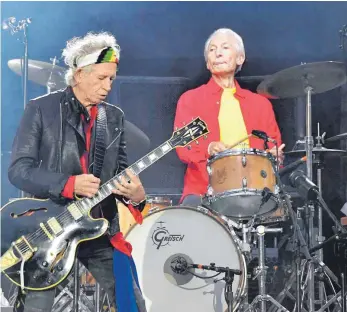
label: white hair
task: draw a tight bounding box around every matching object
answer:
[62,31,120,86]
[204,28,245,73]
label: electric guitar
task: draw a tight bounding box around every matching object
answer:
[0,117,208,291]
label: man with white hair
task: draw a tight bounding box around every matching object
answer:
[9,32,147,312]
[174,28,285,206]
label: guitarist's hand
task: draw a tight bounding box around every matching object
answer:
[74,174,101,198]
[112,169,146,204]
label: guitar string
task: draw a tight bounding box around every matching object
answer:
[13,146,175,253]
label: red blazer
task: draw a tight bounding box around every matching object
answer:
[174,77,282,202]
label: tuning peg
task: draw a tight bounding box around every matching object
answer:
[182,122,186,126]
[203,135,208,140]
[187,145,192,150]
[195,140,199,145]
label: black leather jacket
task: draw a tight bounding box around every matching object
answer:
[8,87,142,224]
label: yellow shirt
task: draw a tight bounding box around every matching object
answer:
[218,88,249,148]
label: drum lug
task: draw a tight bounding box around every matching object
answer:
[196,206,209,214]
[207,186,213,196]
[260,170,267,178]
[148,206,161,214]
[242,177,247,188]
[242,155,247,167]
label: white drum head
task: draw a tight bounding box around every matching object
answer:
[125,206,247,312]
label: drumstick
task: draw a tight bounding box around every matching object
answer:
[227,134,253,149]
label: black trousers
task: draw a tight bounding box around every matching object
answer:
[14,235,115,312]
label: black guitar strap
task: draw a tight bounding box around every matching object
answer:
[93,104,107,179]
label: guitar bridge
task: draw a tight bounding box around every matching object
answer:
[0,236,35,272]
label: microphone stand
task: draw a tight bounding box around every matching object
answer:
[2,17,32,198]
[188,262,240,312]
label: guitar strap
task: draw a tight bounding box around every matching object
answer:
[93,104,107,179]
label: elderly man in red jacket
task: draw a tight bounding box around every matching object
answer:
[174,28,285,206]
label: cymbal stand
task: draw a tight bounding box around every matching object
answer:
[244,225,288,312]
[304,85,316,311]
[314,123,327,306]
[46,56,60,93]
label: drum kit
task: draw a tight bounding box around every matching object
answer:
[4,40,347,312]
[122,61,347,312]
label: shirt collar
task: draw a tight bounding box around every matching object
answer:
[206,76,247,99]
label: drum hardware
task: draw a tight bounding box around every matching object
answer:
[275,168,347,312]
[258,60,347,312]
[243,225,289,312]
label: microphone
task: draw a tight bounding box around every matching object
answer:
[252,130,277,144]
[289,170,319,201]
[278,156,307,177]
[188,263,242,275]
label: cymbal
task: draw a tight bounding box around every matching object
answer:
[325,133,347,142]
[8,59,67,90]
[257,61,347,99]
[285,147,346,158]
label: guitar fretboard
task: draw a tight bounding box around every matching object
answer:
[76,141,173,212]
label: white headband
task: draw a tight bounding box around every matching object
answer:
[74,46,120,68]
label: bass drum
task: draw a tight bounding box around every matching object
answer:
[125,206,247,312]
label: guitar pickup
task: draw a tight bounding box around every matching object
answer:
[67,203,83,221]
[47,218,63,236]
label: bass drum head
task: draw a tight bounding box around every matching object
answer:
[125,206,247,312]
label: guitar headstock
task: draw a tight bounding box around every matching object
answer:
[169,117,209,148]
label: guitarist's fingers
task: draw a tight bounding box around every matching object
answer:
[85,174,101,184]
[112,182,130,195]
[112,188,130,198]
[75,186,99,198]
[125,169,138,183]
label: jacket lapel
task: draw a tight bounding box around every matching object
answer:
[66,111,86,144]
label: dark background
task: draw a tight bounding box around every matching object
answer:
[1,1,347,291]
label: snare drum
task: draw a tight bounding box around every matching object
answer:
[118,196,172,235]
[125,206,247,312]
[204,148,279,219]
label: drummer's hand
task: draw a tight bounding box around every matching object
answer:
[270,143,285,165]
[208,141,229,156]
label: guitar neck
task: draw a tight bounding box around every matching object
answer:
[76,141,174,211]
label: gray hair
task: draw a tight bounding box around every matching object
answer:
[204,28,245,73]
[62,31,120,86]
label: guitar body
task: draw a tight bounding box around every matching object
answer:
[0,198,108,290]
